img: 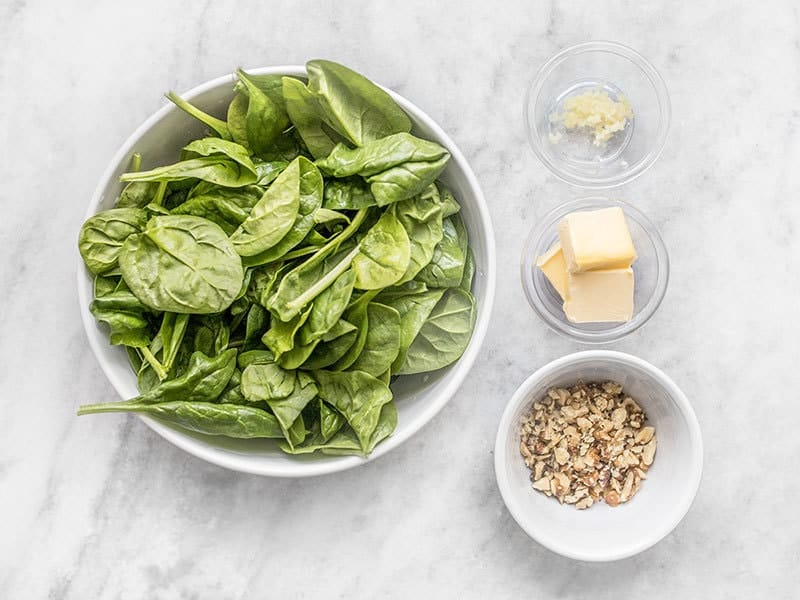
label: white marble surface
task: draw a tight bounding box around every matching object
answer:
[1,0,798,597]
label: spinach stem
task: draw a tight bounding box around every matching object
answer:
[152,181,168,207]
[131,152,142,173]
[165,91,231,140]
[141,346,168,380]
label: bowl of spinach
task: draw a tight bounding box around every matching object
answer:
[77,61,496,476]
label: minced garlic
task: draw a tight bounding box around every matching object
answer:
[552,90,633,147]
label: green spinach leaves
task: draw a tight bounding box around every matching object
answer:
[77,61,479,457]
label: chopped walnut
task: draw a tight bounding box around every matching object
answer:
[519,381,657,510]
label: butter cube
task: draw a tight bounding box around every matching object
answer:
[536,242,568,299]
[563,268,634,323]
[558,207,637,273]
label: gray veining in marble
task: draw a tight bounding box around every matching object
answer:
[1,0,799,597]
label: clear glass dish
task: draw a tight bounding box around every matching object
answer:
[521,197,669,343]
[525,41,671,188]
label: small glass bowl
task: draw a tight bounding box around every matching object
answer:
[524,41,671,188]
[521,197,669,344]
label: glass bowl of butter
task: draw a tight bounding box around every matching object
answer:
[521,197,669,343]
[525,41,671,188]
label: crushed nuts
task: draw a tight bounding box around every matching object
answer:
[519,381,656,510]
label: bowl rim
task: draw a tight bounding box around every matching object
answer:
[520,196,670,344]
[77,65,497,477]
[524,40,672,189]
[493,350,704,561]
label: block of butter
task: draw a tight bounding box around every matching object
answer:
[557,207,637,273]
[564,268,634,323]
[535,242,568,299]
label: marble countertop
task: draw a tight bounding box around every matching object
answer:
[2,1,798,597]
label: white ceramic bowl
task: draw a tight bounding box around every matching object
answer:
[78,66,496,477]
[494,351,702,561]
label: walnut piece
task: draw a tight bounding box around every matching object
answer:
[518,381,657,510]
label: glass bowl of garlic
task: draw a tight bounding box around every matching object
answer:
[524,41,671,188]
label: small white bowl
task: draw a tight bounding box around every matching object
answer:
[494,351,702,561]
[77,66,496,477]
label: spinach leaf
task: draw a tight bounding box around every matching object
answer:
[171,188,250,235]
[90,305,151,348]
[90,286,150,313]
[240,158,324,267]
[194,315,231,356]
[349,303,400,377]
[395,288,476,375]
[78,208,149,275]
[282,76,342,159]
[319,399,345,442]
[157,313,190,375]
[254,159,289,185]
[262,306,311,360]
[238,349,275,369]
[351,210,410,290]
[266,212,368,321]
[78,401,283,439]
[315,133,449,206]
[298,269,355,345]
[226,92,251,150]
[236,69,290,155]
[391,188,444,284]
[230,157,321,257]
[415,214,467,288]
[305,59,411,147]
[283,397,396,455]
[184,137,255,170]
[120,157,257,188]
[330,291,376,371]
[300,319,358,370]
[121,138,256,188]
[322,177,376,210]
[218,368,246,405]
[241,363,317,448]
[107,349,238,407]
[313,208,350,227]
[383,289,444,374]
[241,361,296,401]
[243,304,268,350]
[439,184,461,218]
[312,369,392,453]
[119,215,244,314]
[272,267,355,367]
[460,246,476,292]
[118,182,159,208]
